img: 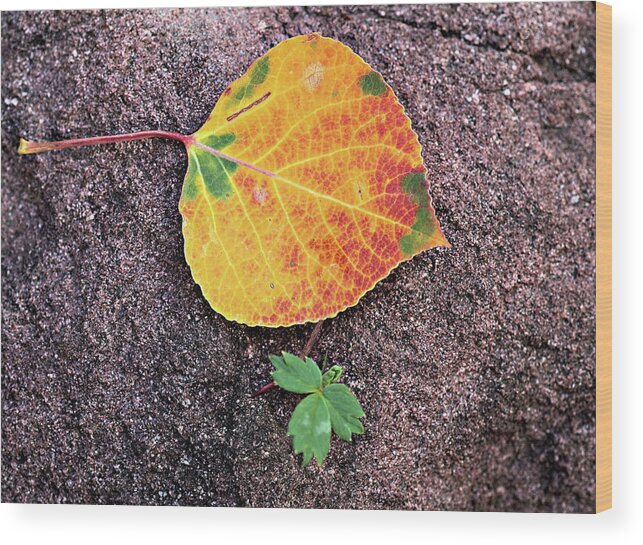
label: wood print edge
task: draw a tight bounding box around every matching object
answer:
[595,0,612,514]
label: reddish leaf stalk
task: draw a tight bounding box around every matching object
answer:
[253,381,277,397]
[19,130,192,154]
[301,320,324,359]
[19,131,276,179]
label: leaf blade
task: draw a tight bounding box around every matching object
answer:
[270,352,322,394]
[287,392,331,467]
[322,383,365,442]
[179,33,450,326]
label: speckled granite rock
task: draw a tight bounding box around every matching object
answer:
[1,3,596,511]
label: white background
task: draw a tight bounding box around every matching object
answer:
[1,0,641,543]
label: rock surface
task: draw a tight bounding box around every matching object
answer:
[1,3,596,511]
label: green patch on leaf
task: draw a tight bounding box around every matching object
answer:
[181,154,200,201]
[233,56,270,101]
[200,133,236,150]
[271,352,365,466]
[400,208,437,255]
[401,172,428,207]
[359,71,386,96]
[250,57,270,85]
[400,172,436,255]
[187,133,238,200]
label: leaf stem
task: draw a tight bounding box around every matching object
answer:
[18,130,191,155]
[18,129,280,183]
[301,321,324,359]
[252,381,277,397]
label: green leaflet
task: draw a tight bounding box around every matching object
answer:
[323,383,365,441]
[270,353,365,466]
[321,364,343,386]
[288,392,331,467]
[270,352,321,394]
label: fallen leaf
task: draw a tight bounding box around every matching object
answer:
[180,33,449,327]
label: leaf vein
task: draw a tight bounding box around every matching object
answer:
[192,153,262,316]
[269,179,346,296]
[274,143,408,175]
[314,199,366,281]
[214,155,297,306]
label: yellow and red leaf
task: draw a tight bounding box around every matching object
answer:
[178,33,449,327]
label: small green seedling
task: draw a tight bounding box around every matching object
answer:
[270,352,365,466]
